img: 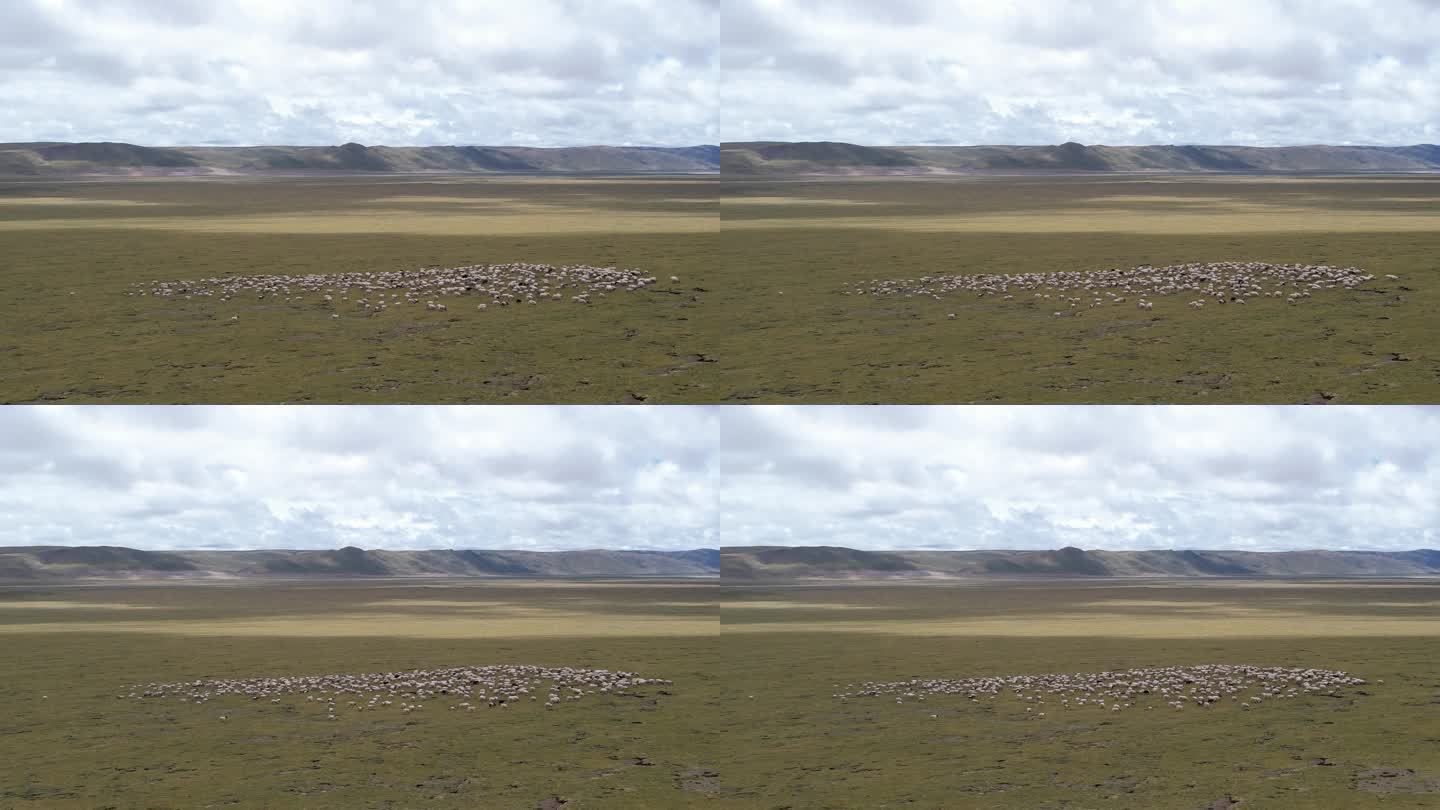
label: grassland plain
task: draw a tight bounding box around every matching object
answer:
[6,578,1438,807]
[717,175,1440,403]
[0,579,721,809]
[716,579,1440,808]
[0,175,718,404]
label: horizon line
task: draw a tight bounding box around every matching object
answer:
[4,544,1433,554]
[1,140,721,149]
[721,140,1440,149]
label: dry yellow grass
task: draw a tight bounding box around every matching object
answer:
[369,580,714,590]
[1080,598,1241,609]
[366,597,716,610]
[722,204,1440,234]
[722,609,1440,638]
[360,195,540,205]
[720,196,884,206]
[0,600,155,610]
[364,598,546,608]
[1087,195,1259,204]
[0,208,717,235]
[0,196,159,206]
[0,608,717,639]
[1179,175,1440,184]
[1177,581,1437,589]
[721,600,879,610]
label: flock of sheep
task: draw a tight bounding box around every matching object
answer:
[835,664,1369,715]
[847,261,1396,315]
[119,661,1371,724]
[125,259,1397,321]
[129,263,677,316]
[121,664,672,720]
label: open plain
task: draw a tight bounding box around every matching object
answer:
[5,574,1439,808]
[718,175,1440,403]
[716,579,1440,808]
[0,175,719,404]
[7,173,1439,404]
[0,579,721,808]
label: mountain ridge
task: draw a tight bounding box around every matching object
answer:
[722,546,1440,579]
[0,141,720,175]
[721,141,1440,174]
[0,545,720,580]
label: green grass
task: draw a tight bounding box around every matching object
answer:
[5,173,1439,402]
[8,578,1437,807]
[716,175,1440,403]
[0,580,720,808]
[0,175,719,403]
[717,579,1440,807]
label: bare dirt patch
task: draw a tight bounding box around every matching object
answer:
[678,767,728,795]
[1354,767,1440,794]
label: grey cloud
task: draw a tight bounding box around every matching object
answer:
[1,407,1435,553]
[0,0,716,146]
[74,0,218,26]
[722,0,1440,145]
[0,2,65,47]
[717,406,1440,552]
[790,0,937,25]
[0,406,719,551]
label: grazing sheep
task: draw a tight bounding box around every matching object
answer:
[835,665,1368,716]
[847,262,1381,314]
[122,664,672,720]
[131,263,661,317]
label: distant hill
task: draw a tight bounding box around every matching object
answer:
[0,546,720,580]
[721,141,921,175]
[722,546,1440,580]
[721,141,1440,175]
[0,141,720,176]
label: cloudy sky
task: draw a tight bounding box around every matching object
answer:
[0,407,718,551]
[0,0,716,146]
[8,1,1432,149]
[722,0,1440,145]
[719,406,1440,552]
[1,406,1436,552]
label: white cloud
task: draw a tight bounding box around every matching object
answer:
[720,0,1440,145]
[8,1,1437,148]
[0,0,717,146]
[0,407,719,551]
[717,406,1440,551]
[1,405,1435,552]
